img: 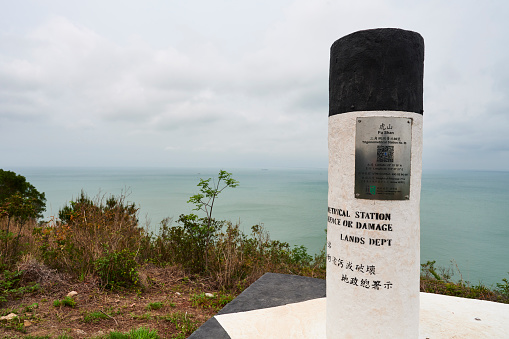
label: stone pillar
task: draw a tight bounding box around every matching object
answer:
[327,28,424,338]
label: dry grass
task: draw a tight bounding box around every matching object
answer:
[0,218,39,270]
[16,254,67,287]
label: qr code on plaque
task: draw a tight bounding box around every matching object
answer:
[377,145,394,163]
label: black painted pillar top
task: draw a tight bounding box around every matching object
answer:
[329,28,424,116]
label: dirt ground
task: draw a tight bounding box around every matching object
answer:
[0,265,225,338]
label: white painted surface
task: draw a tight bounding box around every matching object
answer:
[327,111,423,338]
[215,297,326,339]
[215,293,509,339]
[419,292,509,338]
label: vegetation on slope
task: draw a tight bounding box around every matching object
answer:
[0,169,508,338]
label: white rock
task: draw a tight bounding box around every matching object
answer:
[175,292,181,296]
[0,313,18,320]
[205,293,214,298]
[67,291,78,297]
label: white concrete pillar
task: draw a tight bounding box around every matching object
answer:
[326,28,424,338]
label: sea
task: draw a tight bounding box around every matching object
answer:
[7,167,509,287]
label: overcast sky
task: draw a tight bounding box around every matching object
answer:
[1,0,508,171]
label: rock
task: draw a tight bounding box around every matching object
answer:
[0,313,18,320]
[67,291,78,297]
[205,293,214,298]
[24,320,32,327]
[175,292,181,296]
[138,271,148,290]
[74,328,86,335]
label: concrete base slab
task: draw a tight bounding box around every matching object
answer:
[419,292,509,338]
[216,297,326,338]
[189,273,509,338]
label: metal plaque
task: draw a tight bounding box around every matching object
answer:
[355,117,412,200]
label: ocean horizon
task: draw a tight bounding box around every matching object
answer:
[5,166,509,287]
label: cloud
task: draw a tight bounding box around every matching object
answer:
[0,0,508,170]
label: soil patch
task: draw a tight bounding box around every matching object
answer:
[0,265,224,338]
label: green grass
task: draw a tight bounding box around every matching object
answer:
[190,292,234,311]
[163,311,198,339]
[83,310,109,323]
[0,314,25,333]
[146,301,163,310]
[24,302,39,312]
[53,296,76,308]
[95,326,159,339]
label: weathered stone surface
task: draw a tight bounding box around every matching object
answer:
[329,28,424,116]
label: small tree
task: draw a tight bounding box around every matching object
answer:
[0,169,46,269]
[0,169,46,224]
[179,170,239,272]
[187,170,239,230]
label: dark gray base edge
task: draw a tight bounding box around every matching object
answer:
[188,272,326,339]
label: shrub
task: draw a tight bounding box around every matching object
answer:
[0,227,19,271]
[36,191,144,280]
[496,273,509,298]
[26,171,327,294]
[143,215,325,291]
[291,245,313,265]
[175,213,223,273]
[94,249,139,289]
[0,218,40,272]
[138,217,176,265]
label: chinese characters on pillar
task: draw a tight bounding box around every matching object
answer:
[327,241,393,290]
